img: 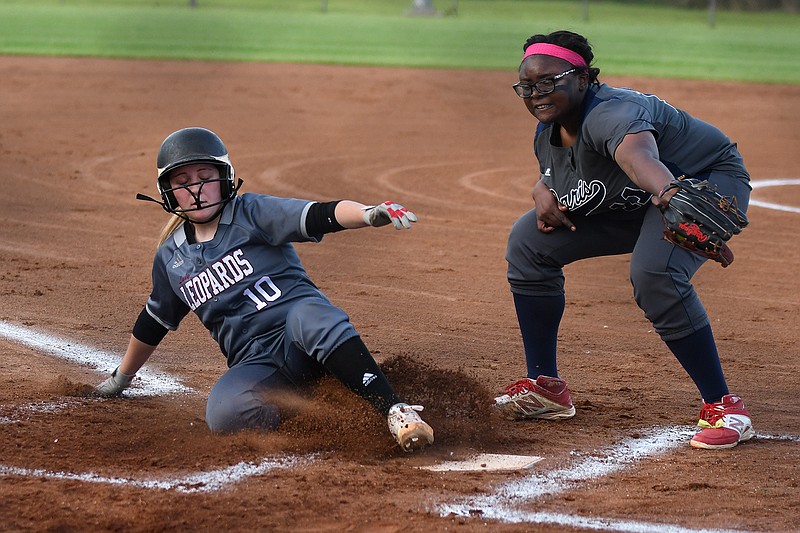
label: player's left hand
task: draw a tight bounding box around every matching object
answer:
[362,201,417,230]
[659,176,748,267]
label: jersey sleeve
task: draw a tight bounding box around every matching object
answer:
[145,252,191,330]
[583,99,656,160]
[237,194,322,245]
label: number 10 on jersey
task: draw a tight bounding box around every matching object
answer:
[243,276,282,310]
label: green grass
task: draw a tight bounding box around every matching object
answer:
[0,0,797,83]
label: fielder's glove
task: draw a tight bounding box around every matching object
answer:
[95,366,136,397]
[362,201,417,230]
[659,176,748,267]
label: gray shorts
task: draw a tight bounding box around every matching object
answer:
[205,297,359,433]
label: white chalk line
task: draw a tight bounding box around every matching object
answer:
[749,178,800,214]
[439,426,691,517]
[472,511,750,533]
[0,319,191,396]
[0,321,311,495]
[0,179,793,514]
[0,455,310,494]
[1,323,798,531]
[755,431,800,442]
[437,425,794,533]
[447,177,799,533]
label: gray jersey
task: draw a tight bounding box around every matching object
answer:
[145,193,328,367]
[534,83,749,217]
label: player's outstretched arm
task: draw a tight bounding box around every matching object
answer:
[613,131,675,206]
[335,200,417,230]
[94,336,158,397]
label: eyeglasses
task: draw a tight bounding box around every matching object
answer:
[512,68,578,98]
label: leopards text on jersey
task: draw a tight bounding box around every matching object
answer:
[145,193,336,367]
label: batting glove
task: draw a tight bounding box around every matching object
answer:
[362,201,418,230]
[95,367,135,397]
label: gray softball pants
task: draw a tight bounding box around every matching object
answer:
[205,297,359,433]
[506,173,750,342]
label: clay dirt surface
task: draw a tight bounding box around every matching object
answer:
[0,56,798,532]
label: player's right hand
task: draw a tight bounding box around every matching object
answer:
[532,181,575,233]
[94,367,135,397]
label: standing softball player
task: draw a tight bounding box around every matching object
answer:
[95,127,434,452]
[494,30,754,449]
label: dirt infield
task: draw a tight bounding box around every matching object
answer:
[1,56,798,532]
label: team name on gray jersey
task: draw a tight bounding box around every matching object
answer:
[535,84,748,217]
[178,248,254,311]
[146,193,325,366]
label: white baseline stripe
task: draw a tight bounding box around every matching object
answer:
[488,511,749,533]
[438,426,751,533]
[756,432,800,442]
[0,320,191,396]
[0,322,308,494]
[0,455,308,494]
[2,320,797,527]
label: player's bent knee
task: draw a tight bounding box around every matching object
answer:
[206,396,281,434]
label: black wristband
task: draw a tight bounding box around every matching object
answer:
[306,200,346,235]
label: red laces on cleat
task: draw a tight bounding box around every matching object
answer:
[503,379,534,397]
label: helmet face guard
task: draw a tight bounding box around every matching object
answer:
[155,128,237,214]
[158,165,232,214]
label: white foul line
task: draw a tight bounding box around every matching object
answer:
[0,455,309,494]
[438,425,752,533]
[477,511,750,533]
[0,321,316,495]
[0,319,191,396]
[1,321,797,530]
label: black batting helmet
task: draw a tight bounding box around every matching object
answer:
[155,127,237,213]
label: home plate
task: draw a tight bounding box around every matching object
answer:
[420,453,543,472]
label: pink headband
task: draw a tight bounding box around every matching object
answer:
[522,43,587,68]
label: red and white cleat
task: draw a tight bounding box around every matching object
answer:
[690,394,754,450]
[494,376,576,421]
